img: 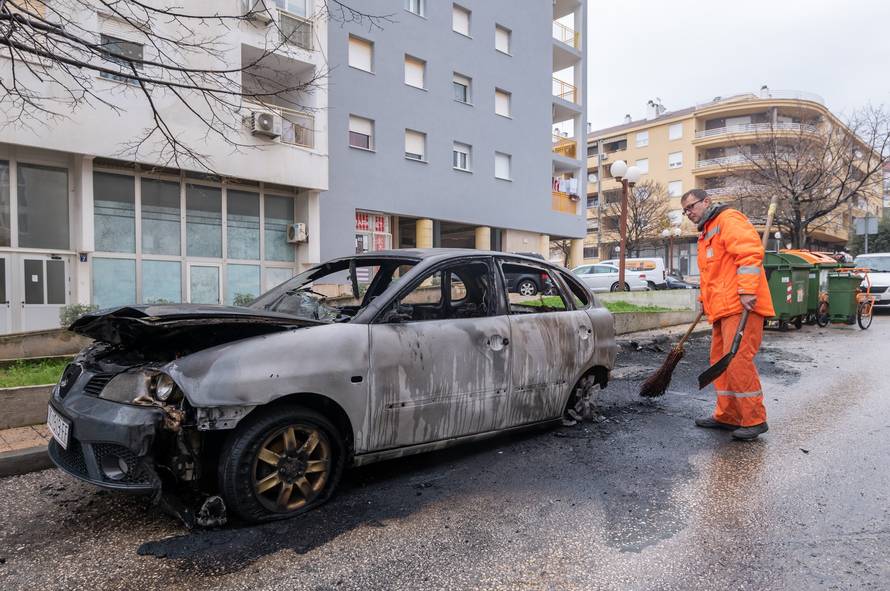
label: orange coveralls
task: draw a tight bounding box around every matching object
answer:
[697,209,775,427]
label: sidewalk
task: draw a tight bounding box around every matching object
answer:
[0,423,53,477]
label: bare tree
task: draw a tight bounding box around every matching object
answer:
[720,106,890,248]
[0,0,391,171]
[604,179,670,256]
[549,239,571,267]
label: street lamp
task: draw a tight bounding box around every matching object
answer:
[610,160,641,290]
[661,226,682,273]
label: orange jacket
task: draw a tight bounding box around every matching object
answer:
[697,208,775,322]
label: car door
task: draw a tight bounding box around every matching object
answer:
[367,258,511,450]
[498,258,594,426]
[590,265,618,292]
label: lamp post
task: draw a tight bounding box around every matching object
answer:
[609,160,642,291]
[661,226,682,273]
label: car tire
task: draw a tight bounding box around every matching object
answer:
[517,279,538,296]
[218,405,345,523]
[610,282,630,292]
[647,281,658,291]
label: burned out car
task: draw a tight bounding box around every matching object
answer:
[47,250,616,524]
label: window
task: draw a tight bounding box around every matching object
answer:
[404,55,425,89]
[355,212,392,253]
[349,115,374,150]
[453,142,471,171]
[382,262,493,323]
[93,258,136,309]
[668,181,683,197]
[453,72,471,103]
[635,131,649,148]
[559,271,590,308]
[635,158,649,174]
[348,35,373,72]
[142,178,180,256]
[405,129,426,161]
[265,195,295,262]
[99,34,143,84]
[275,0,307,17]
[280,110,314,148]
[18,164,68,250]
[94,172,135,254]
[668,151,683,169]
[227,190,260,260]
[186,185,222,258]
[669,123,683,140]
[495,88,511,117]
[453,4,470,36]
[495,152,511,180]
[226,264,261,306]
[404,0,424,16]
[279,12,312,50]
[502,262,567,313]
[143,261,181,304]
[0,161,9,247]
[495,25,511,54]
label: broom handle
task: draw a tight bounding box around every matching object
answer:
[762,194,779,250]
[676,311,704,348]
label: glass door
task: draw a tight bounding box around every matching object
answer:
[187,263,222,304]
[0,255,10,334]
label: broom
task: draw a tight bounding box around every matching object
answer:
[638,310,703,398]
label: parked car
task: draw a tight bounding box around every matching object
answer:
[664,270,699,290]
[600,257,667,290]
[571,263,649,292]
[504,253,555,295]
[47,250,616,524]
[854,253,890,308]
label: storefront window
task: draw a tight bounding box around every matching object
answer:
[227,190,260,260]
[226,264,261,305]
[142,179,181,256]
[93,258,136,309]
[264,196,295,262]
[189,265,220,304]
[0,161,9,247]
[186,184,222,258]
[264,267,294,291]
[355,211,392,253]
[18,163,69,250]
[94,172,135,253]
[142,260,181,303]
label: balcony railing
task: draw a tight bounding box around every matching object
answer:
[552,191,578,214]
[695,154,752,169]
[244,102,315,149]
[552,134,577,159]
[553,78,578,104]
[552,21,580,49]
[695,122,817,140]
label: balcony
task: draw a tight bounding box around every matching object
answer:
[552,191,578,214]
[244,102,315,150]
[552,134,577,159]
[553,22,580,48]
[553,78,578,104]
[695,154,752,170]
[695,122,817,141]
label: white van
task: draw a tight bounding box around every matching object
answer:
[854,253,890,309]
[600,257,666,290]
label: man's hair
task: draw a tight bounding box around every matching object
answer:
[681,188,708,203]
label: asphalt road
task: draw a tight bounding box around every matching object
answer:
[2,314,889,590]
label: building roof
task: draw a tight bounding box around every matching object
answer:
[588,106,695,140]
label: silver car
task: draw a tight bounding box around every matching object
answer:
[47,250,616,524]
[571,263,649,292]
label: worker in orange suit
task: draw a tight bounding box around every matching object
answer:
[680,189,775,440]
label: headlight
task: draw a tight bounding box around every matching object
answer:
[153,373,178,402]
[99,371,152,403]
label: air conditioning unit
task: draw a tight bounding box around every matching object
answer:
[242,0,275,24]
[249,110,281,138]
[287,222,308,244]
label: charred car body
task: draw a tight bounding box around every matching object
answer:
[48,250,616,524]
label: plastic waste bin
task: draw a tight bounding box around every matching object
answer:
[763,252,810,330]
[825,270,864,325]
[780,250,840,321]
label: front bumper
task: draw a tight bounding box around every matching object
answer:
[47,386,166,494]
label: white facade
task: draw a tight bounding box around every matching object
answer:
[0,0,329,333]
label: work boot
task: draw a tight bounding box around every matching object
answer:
[694,416,738,430]
[731,422,769,440]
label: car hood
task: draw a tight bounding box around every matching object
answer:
[70,304,324,348]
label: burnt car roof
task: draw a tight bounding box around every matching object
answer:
[344,248,564,267]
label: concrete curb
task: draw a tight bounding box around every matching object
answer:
[0,445,52,478]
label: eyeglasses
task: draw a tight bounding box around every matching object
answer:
[682,199,704,216]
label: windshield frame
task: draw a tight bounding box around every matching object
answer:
[854,255,890,273]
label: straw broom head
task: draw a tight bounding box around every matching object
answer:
[638,344,685,398]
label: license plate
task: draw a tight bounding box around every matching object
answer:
[47,405,71,450]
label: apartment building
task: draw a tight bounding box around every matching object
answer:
[0,0,329,334]
[585,90,883,276]
[320,0,588,264]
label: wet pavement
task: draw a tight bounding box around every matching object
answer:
[1,314,889,590]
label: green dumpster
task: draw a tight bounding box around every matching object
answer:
[780,250,840,320]
[763,252,809,330]
[825,271,863,325]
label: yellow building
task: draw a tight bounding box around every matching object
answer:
[585,90,883,277]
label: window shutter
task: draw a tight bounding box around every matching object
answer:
[348,36,373,71]
[405,56,425,88]
[349,115,373,136]
[452,5,470,35]
[495,90,510,116]
[405,130,425,159]
[495,152,511,179]
[495,26,510,53]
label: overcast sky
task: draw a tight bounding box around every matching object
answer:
[586,0,890,131]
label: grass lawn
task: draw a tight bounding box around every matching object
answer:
[0,358,70,389]
[524,296,672,313]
